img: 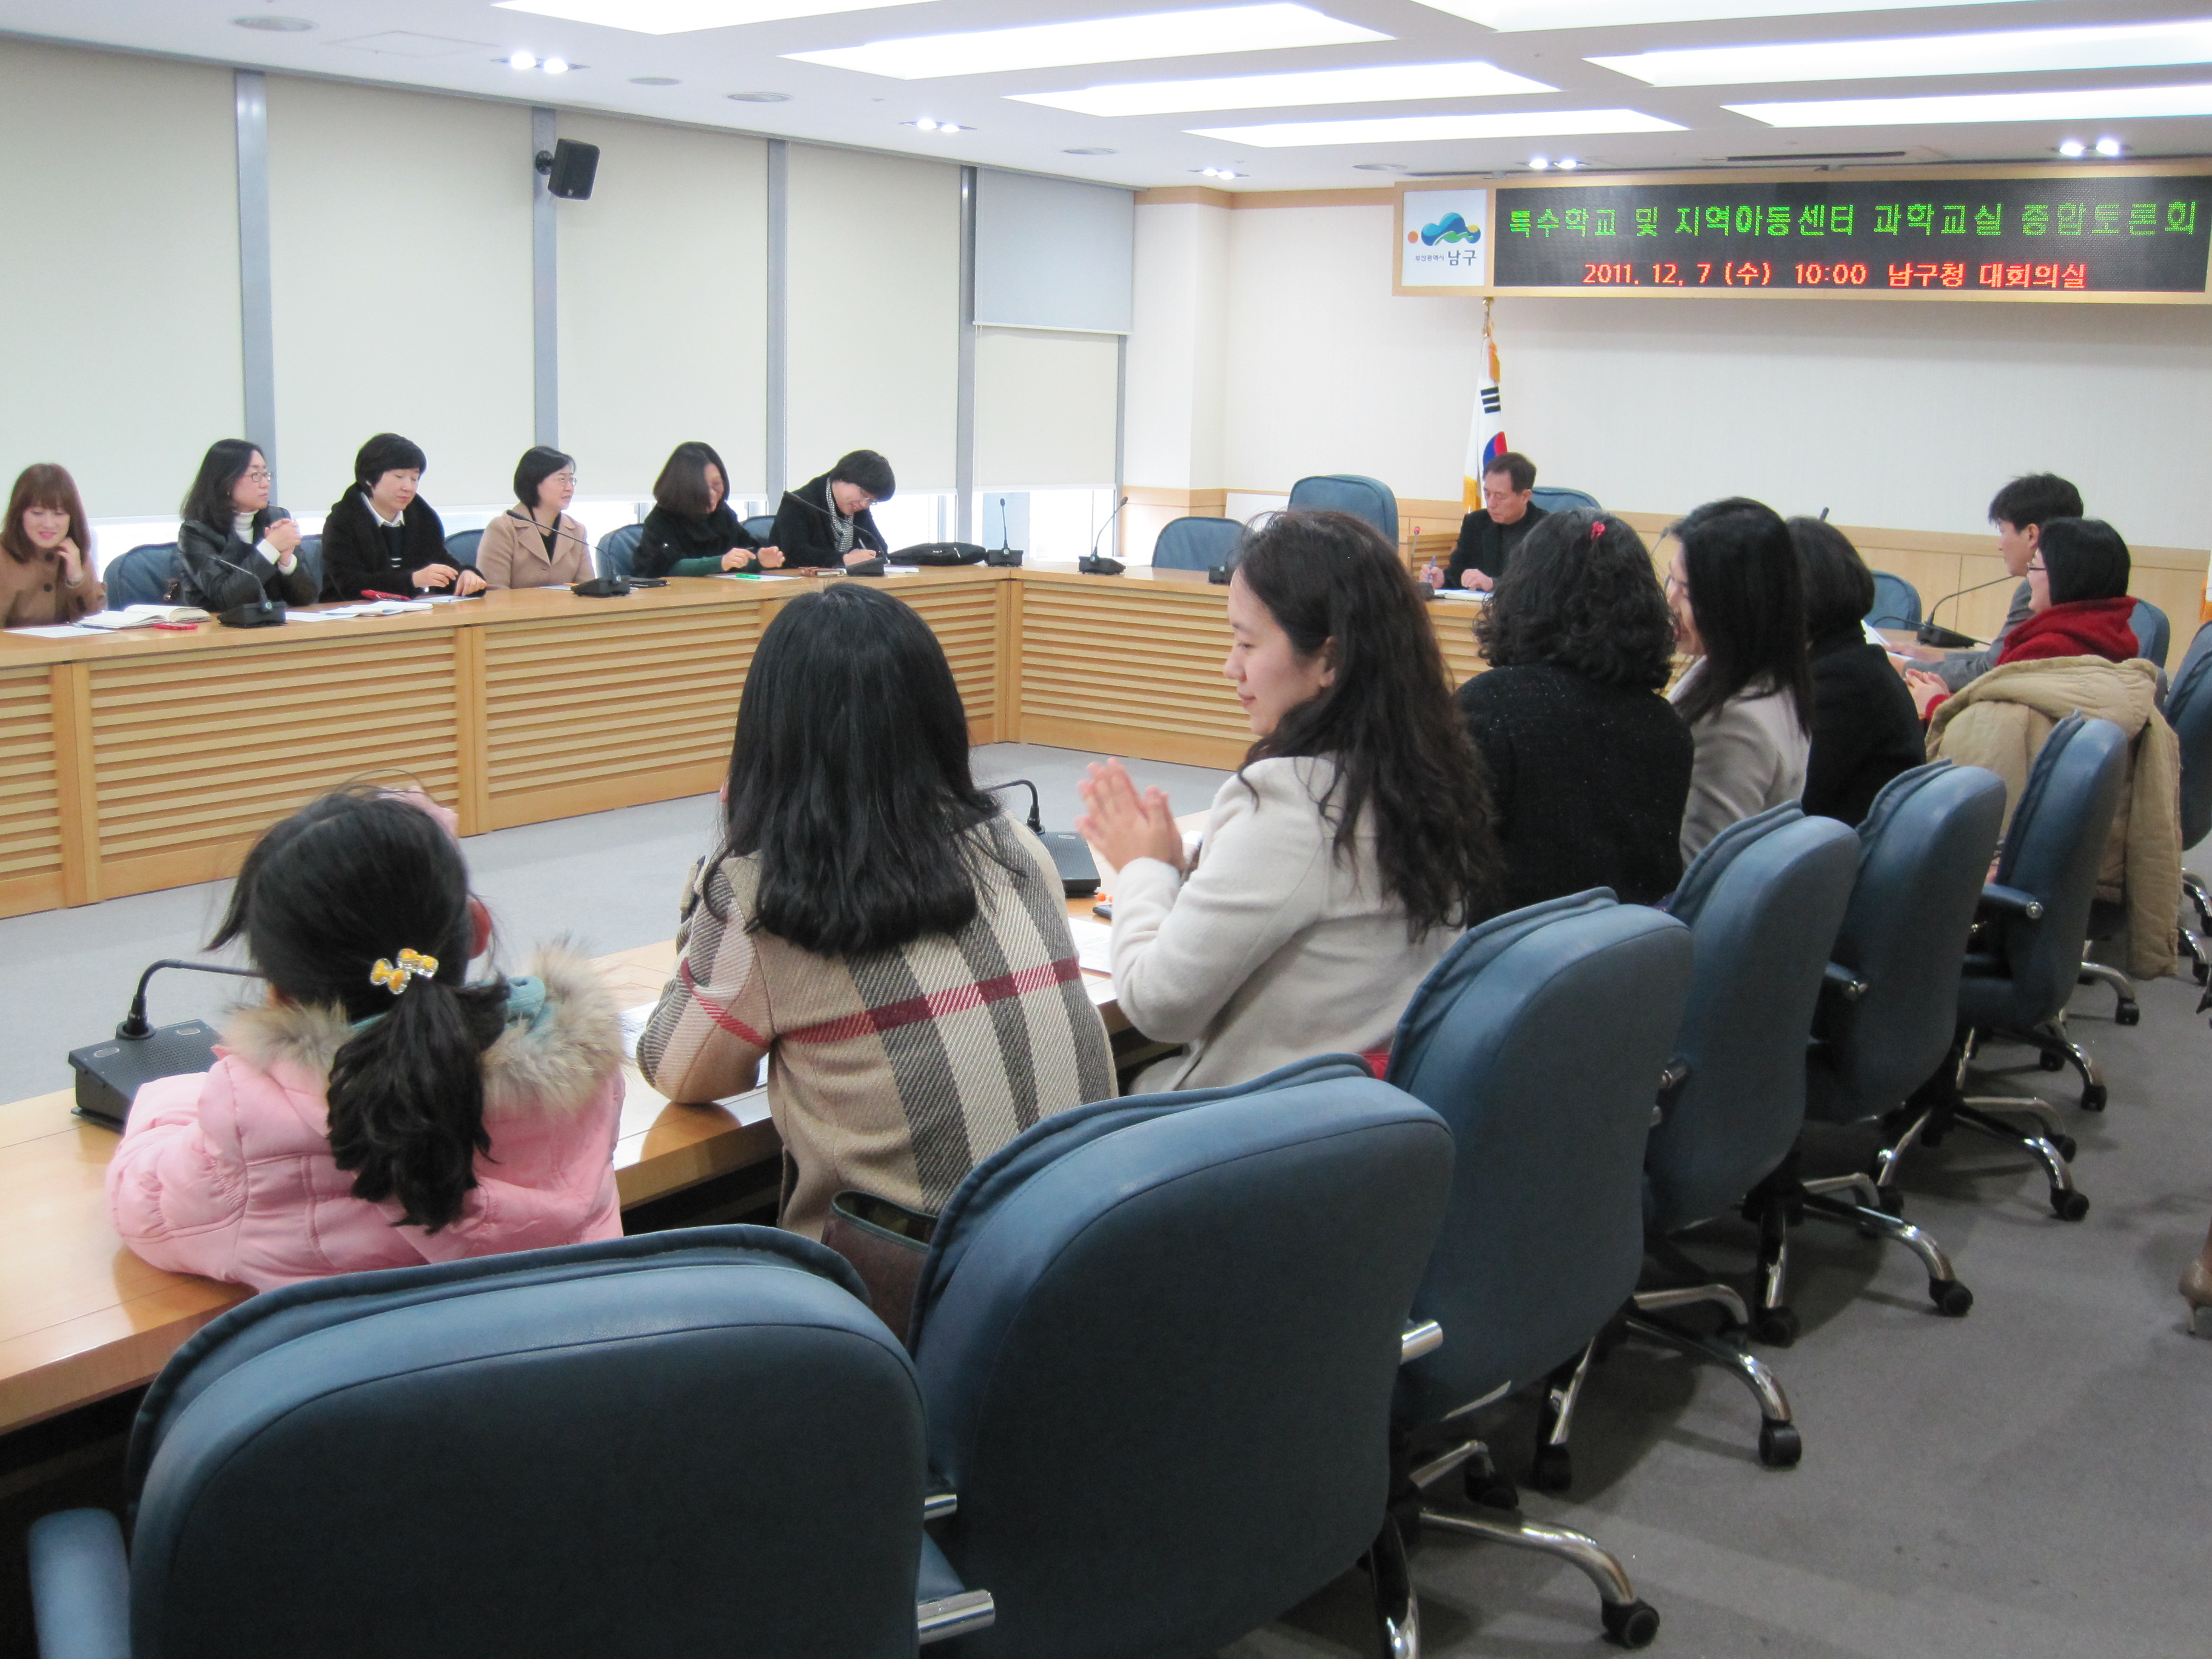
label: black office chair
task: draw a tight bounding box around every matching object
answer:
[743,514,778,543]
[2167,620,2212,979]
[1879,715,2128,1219]
[1150,515,1244,571]
[30,1230,989,1659]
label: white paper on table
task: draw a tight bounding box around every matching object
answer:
[1065,917,1116,976]
[11,623,98,638]
[76,605,176,630]
[622,1003,772,1124]
[1430,589,1487,605]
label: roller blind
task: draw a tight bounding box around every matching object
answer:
[975,169,1134,335]
[974,329,1118,487]
[785,144,959,490]
[0,41,241,518]
[266,77,534,509]
[556,114,768,497]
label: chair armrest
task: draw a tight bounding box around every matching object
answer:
[917,1536,994,1646]
[27,1509,130,1659]
[1399,1319,1442,1364]
[1980,883,2045,922]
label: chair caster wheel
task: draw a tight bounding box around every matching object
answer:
[1930,1278,1974,1317]
[1603,1598,1661,1649]
[2051,1188,2090,1221]
[1751,1305,1799,1346]
[2053,1134,2078,1162]
[1876,1185,1906,1218]
[2114,1000,2140,1026]
[1530,1446,1572,1493]
[1757,1421,1802,1469]
[2080,1084,2108,1111]
[2038,1051,2065,1071]
[1463,1464,1519,1512]
[2194,960,2208,986]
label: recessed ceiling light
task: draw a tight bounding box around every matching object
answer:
[508,49,537,69]
[1590,19,2212,87]
[2057,138,2088,157]
[786,4,1390,81]
[1195,166,1246,178]
[497,0,937,35]
[631,75,681,84]
[1529,154,1550,168]
[1012,60,1549,117]
[1419,0,2019,29]
[232,14,316,30]
[1064,146,1119,155]
[542,56,571,72]
[907,117,972,132]
[727,89,793,101]
[2096,135,2125,157]
[1187,107,1683,146]
[1557,156,1578,169]
[1730,83,2212,128]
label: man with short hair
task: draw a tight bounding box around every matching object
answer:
[1435,451,1546,593]
[1934,472,2085,690]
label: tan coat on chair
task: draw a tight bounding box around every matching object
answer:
[1926,655,2180,979]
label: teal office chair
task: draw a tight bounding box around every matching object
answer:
[444,528,482,567]
[1287,475,1397,544]
[2131,598,2171,671]
[1530,486,1600,515]
[1868,571,1923,631]
[103,545,179,608]
[743,515,778,543]
[1151,516,1244,571]
[597,524,642,580]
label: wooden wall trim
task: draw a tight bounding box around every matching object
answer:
[1135,186,1394,210]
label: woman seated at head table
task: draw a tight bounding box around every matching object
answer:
[1790,515,1926,830]
[175,438,317,612]
[1077,508,1503,1092]
[1,462,104,626]
[768,448,893,569]
[106,786,625,1291]
[1455,506,1693,910]
[476,446,592,590]
[634,441,783,578]
[637,581,1112,1242]
[1665,497,1815,864]
[321,431,485,600]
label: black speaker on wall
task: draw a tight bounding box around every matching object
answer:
[536,138,600,201]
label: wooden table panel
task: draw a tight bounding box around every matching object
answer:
[897,583,1004,740]
[1428,600,1487,686]
[1019,578,1251,768]
[0,666,63,919]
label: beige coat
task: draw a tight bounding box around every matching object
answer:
[1926,655,2180,979]
[475,508,592,589]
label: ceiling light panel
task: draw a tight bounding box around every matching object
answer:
[1592,20,2212,87]
[495,0,935,35]
[1188,108,1683,145]
[1731,82,2212,127]
[1013,59,1550,116]
[786,4,1390,81]
[1422,0,2021,28]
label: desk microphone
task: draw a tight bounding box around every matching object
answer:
[1916,573,2013,649]
[1081,495,1129,576]
[69,960,264,1128]
[206,511,297,626]
[986,779,1099,897]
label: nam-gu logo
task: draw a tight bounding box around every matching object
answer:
[1416,213,1480,247]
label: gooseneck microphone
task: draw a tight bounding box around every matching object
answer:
[1916,573,2014,649]
[117,960,264,1039]
[1081,495,1129,576]
[70,959,267,1128]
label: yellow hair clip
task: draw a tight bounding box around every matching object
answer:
[369,948,440,995]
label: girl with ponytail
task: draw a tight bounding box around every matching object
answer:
[107,788,625,1290]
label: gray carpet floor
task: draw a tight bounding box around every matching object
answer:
[5,744,2205,1658]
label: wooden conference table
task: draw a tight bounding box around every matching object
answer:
[0,565,1492,923]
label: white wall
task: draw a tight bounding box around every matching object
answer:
[786,144,960,490]
[974,329,1119,488]
[1184,197,2212,548]
[556,113,768,498]
[1124,202,1228,492]
[266,76,534,511]
[0,40,242,519]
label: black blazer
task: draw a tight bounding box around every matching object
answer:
[176,512,318,611]
[1456,663,1695,911]
[769,475,887,569]
[634,504,759,579]
[1803,626,1928,828]
[320,492,450,601]
[1445,504,1547,589]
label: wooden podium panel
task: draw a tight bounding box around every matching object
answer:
[896,580,1006,743]
[0,666,64,918]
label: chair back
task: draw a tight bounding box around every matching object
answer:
[1867,571,1923,630]
[444,528,482,567]
[596,522,642,579]
[293,535,324,597]
[105,544,178,608]
[123,1230,925,1659]
[1969,714,2128,1028]
[909,1057,1452,1659]
[1806,763,2006,1126]
[2131,597,2172,670]
[743,514,778,541]
[1150,515,1245,571]
[1286,474,1398,543]
[1530,486,1600,515]
[1644,806,1860,1233]
[1386,893,1694,1425]
[2165,620,2212,847]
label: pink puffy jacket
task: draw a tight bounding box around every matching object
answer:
[107,947,626,1292]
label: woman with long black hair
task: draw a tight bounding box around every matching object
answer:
[175,438,317,612]
[1078,509,1501,1090]
[1665,497,1815,862]
[637,582,1111,1239]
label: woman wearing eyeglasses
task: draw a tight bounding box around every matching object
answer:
[176,440,317,612]
[477,447,592,589]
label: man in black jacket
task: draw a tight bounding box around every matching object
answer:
[1435,451,1547,593]
[769,449,893,569]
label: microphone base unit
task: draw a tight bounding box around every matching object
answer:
[1915,623,1979,649]
[1037,830,1101,897]
[571,576,631,598]
[1078,554,1125,577]
[216,600,286,629]
[69,1021,223,1130]
[984,547,1024,568]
